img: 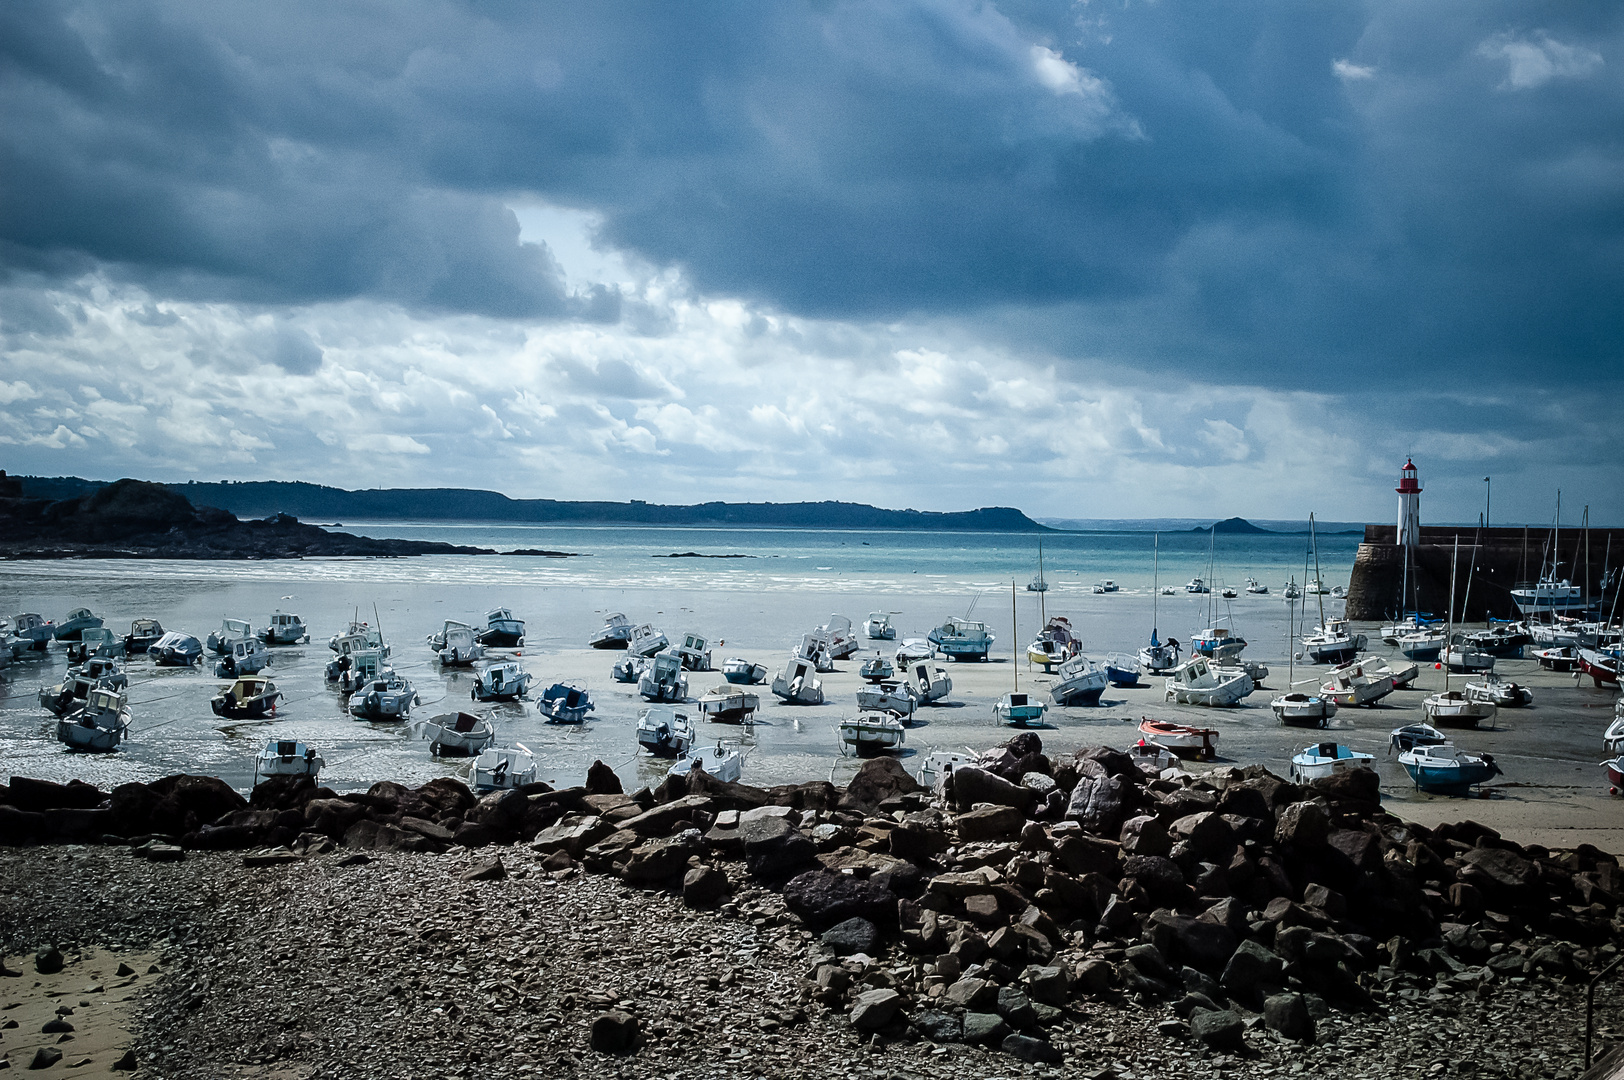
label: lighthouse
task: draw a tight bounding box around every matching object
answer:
[1396,458,1422,549]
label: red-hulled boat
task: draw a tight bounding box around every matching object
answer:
[1137,717,1220,761]
[1578,648,1621,688]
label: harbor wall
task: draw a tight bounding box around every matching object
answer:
[1345,524,1624,622]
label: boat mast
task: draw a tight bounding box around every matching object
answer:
[1584,506,1591,612]
[1012,579,1019,693]
[1151,533,1160,642]
[1038,542,1046,627]
[1446,535,1459,695]
[1311,513,1326,630]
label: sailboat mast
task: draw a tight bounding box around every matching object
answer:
[1311,513,1326,630]
[1446,535,1459,694]
[1012,579,1019,692]
[1038,543,1046,627]
[1152,533,1160,636]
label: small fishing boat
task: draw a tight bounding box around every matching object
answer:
[417,711,496,756]
[859,653,896,682]
[40,657,128,715]
[1443,638,1495,674]
[53,608,104,642]
[928,616,995,662]
[1221,587,1238,600]
[1282,579,1302,601]
[864,612,897,640]
[334,648,386,694]
[1098,580,1120,593]
[56,688,130,753]
[1307,578,1330,595]
[471,659,533,702]
[638,651,689,703]
[797,632,836,673]
[611,654,648,683]
[721,657,768,685]
[1050,654,1108,706]
[1185,578,1210,594]
[771,654,825,705]
[1137,717,1219,760]
[472,745,538,791]
[1104,654,1142,687]
[855,680,918,720]
[1130,739,1180,773]
[895,638,935,666]
[1289,742,1375,784]
[210,676,282,719]
[1360,654,1419,689]
[1399,627,1447,662]
[539,682,595,724]
[1330,585,1346,599]
[1464,673,1533,709]
[1535,645,1579,672]
[1302,619,1367,665]
[1462,625,1531,659]
[839,712,907,755]
[10,613,55,653]
[429,621,486,666]
[674,632,713,672]
[1271,692,1337,727]
[147,630,203,667]
[124,618,166,655]
[215,635,272,679]
[1139,632,1181,674]
[255,740,323,780]
[589,613,634,650]
[476,608,525,649]
[1398,743,1501,794]
[628,624,670,658]
[206,618,254,656]
[994,691,1048,727]
[328,621,386,655]
[1219,658,1269,688]
[1191,626,1247,662]
[1578,648,1621,688]
[916,749,975,791]
[1320,661,1396,708]
[64,627,123,664]
[1605,757,1624,795]
[668,743,743,783]
[697,685,760,723]
[1163,656,1253,707]
[1381,614,1432,645]
[349,673,417,722]
[1390,723,1448,754]
[1245,578,1268,595]
[902,658,953,704]
[1026,636,1069,669]
[258,611,309,646]
[637,706,696,757]
[1423,689,1497,728]
[817,615,860,660]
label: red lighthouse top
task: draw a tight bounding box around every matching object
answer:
[1396,458,1421,494]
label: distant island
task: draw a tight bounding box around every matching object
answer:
[656,552,754,559]
[15,476,1051,533]
[1191,517,1274,535]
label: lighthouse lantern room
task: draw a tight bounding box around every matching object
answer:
[1397,458,1422,550]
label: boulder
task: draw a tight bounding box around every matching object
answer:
[912,1010,963,1043]
[6,777,105,812]
[1189,1007,1246,1051]
[949,767,1037,813]
[1148,911,1238,973]
[957,805,1026,843]
[782,870,896,928]
[1120,814,1171,857]
[1122,855,1186,903]
[621,835,698,886]
[995,985,1037,1028]
[618,795,715,837]
[1263,992,1315,1042]
[0,805,45,845]
[849,989,903,1031]
[945,976,999,1011]
[41,807,112,843]
[1274,801,1328,849]
[147,775,247,835]
[1065,761,1126,837]
[35,946,64,974]
[1022,964,1070,1005]
[248,774,319,811]
[585,760,623,795]
[532,817,618,858]
[589,1010,639,1055]
[960,1011,1010,1044]
[302,798,371,839]
[682,865,730,908]
[839,757,920,814]
[416,777,478,817]
[821,917,879,956]
[469,789,529,834]
[1002,1033,1063,1064]
[1458,846,1539,891]
[1221,939,1285,1005]
[739,816,816,879]
[460,857,506,882]
[1169,812,1236,859]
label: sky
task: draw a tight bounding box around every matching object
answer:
[1,0,1621,526]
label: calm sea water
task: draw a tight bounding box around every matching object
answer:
[0,524,1363,796]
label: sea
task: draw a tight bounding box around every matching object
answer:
[0,523,1364,796]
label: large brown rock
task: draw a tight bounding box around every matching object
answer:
[585,760,623,795]
[740,815,816,878]
[7,777,107,812]
[148,775,248,835]
[1273,801,1328,849]
[416,776,478,816]
[1065,760,1126,837]
[1459,846,1539,892]
[618,795,715,836]
[303,797,371,838]
[622,835,698,886]
[782,869,896,929]
[957,805,1025,843]
[839,757,920,814]
[949,768,1037,814]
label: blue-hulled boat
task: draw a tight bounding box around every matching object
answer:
[539,682,595,724]
[1398,742,1501,794]
[928,616,995,661]
[994,691,1048,727]
[1104,653,1142,687]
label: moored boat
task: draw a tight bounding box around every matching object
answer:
[817,615,860,661]
[674,633,713,672]
[1163,656,1253,707]
[147,631,203,667]
[206,618,254,656]
[611,654,648,683]
[476,608,526,648]
[721,657,767,685]
[56,688,130,752]
[668,743,742,783]
[1185,578,1209,594]
[215,635,272,679]
[472,659,533,703]
[638,652,690,702]
[855,680,917,720]
[40,657,127,715]
[916,750,975,791]
[472,746,538,791]
[539,682,595,724]
[429,621,486,666]
[256,740,323,780]
[637,706,696,757]
[1050,654,1108,706]
[1360,655,1419,689]
[628,624,670,658]
[1104,654,1142,688]
[210,676,282,719]
[417,711,496,756]
[771,654,825,705]
[53,607,104,642]
[1271,692,1337,727]
[1320,660,1395,708]
[124,618,166,655]
[1289,742,1374,784]
[697,685,760,724]
[1245,578,1268,595]
[1605,757,1624,795]
[864,612,896,640]
[839,712,907,755]
[1464,673,1533,709]
[348,673,417,722]
[994,691,1048,727]
[1136,717,1219,760]
[1423,689,1497,728]
[1398,628,1447,662]
[894,638,934,666]
[902,658,952,704]
[1535,646,1579,672]
[65,627,123,663]
[589,613,634,650]
[1390,722,1448,754]
[1302,618,1366,665]
[1443,638,1495,674]
[259,611,309,646]
[859,653,896,683]
[928,616,995,662]
[1191,625,1247,662]
[1578,648,1621,688]
[1398,743,1501,794]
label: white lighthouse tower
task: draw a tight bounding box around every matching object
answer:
[1396,458,1422,549]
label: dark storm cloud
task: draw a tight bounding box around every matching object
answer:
[2,0,1621,379]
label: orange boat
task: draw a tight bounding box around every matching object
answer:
[1136,717,1220,761]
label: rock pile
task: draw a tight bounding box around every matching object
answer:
[5,733,1622,1062]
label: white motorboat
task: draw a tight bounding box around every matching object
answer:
[839,712,907,756]
[56,688,129,753]
[1423,689,1497,728]
[53,607,104,642]
[916,750,975,791]
[697,685,760,723]
[325,631,381,682]
[259,611,309,646]
[639,652,689,702]
[1535,645,1579,672]
[1164,656,1253,707]
[477,607,526,648]
[1104,654,1143,687]
[611,654,648,683]
[994,691,1048,727]
[1245,578,1269,595]
[864,612,896,640]
[334,648,387,694]
[349,673,417,722]
[1271,692,1337,727]
[1136,717,1219,760]
[328,620,386,655]
[1221,587,1238,600]
[859,653,896,682]
[1185,578,1209,594]
[589,612,634,650]
[429,621,486,666]
[903,658,953,704]
[1050,654,1108,706]
[124,618,166,655]
[895,638,935,666]
[927,616,995,662]
[472,745,538,791]
[1380,615,1436,645]
[207,618,254,656]
[1464,673,1533,709]
[1390,722,1449,754]
[1360,654,1419,689]
[1097,580,1120,593]
[1606,712,1624,755]
[817,615,860,661]
[472,659,533,702]
[40,657,127,715]
[210,676,282,719]
[1026,635,1069,669]
[1217,658,1269,688]
[10,612,55,654]
[539,682,595,724]
[65,627,123,664]
[1529,620,1580,649]
[1302,618,1367,665]
[721,657,767,685]
[255,739,323,780]
[637,705,696,758]
[1511,577,1585,616]
[668,743,742,784]
[624,623,667,659]
[797,632,836,673]
[674,632,713,672]
[417,711,496,756]
[215,635,272,679]
[1443,637,1495,674]
[1399,627,1447,661]
[1282,579,1302,601]
[1331,585,1346,599]
[771,654,825,705]
[147,630,202,667]
[1191,625,1247,662]
[855,680,918,720]
[1139,634,1181,674]
[1289,742,1374,784]
[1307,578,1330,595]
[1320,660,1396,708]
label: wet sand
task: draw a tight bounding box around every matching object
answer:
[0,946,155,1075]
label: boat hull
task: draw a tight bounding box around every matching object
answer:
[1272,694,1337,727]
[1401,761,1499,794]
[1105,664,1141,688]
[1579,650,1621,687]
[56,719,124,752]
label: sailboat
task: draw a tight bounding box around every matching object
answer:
[1027,543,1050,592]
[1138,533,1181,673]
[1272,575,1337,727]
[1301,514,1366,663]
[1424,536,1498,728]
[997,580,1048,725]
[1512,492,1585,616]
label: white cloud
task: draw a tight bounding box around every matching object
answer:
[1030,45,1096,97]
[1332,58,1375,81]
[1478,32,1603,91]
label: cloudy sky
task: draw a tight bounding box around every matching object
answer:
[2,1,1620,524]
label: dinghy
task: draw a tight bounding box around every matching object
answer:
[147,631,203,667]
[1051,654,1108,706]
[639,652,689,702]
[1136,718,1219,760]
[994,691,1048,727]
[859,654,896,683]
[56,688,130,752]
[1398,742,1500,794]
[258,611,309,646]
[472,659,533,703]
[207,618,254,656]
[472,745,538,791]
[255,740,323,780]
[53,608,104,642]
[721,657,767,685]
[927,616,995,662]
[1464,673,1533,709]
[1271,692,1337,727]
[840,712,906,755]
[1103,654,1142,688]
[771,654,825,705]
[589,612,634,650]
[628,624,669,658]
[124,618,166,655]
[417,711,496,756]
[539,682,595,724]
[1390,723,1448,754]
[1423,689,1497,728]
[864,612,896,640]
[1320,661,1396,708]
[1535,645,1579,672]
[211,676,282,719]
[637,706,696,758]
[697,685,760,724]
[855,680,917,720]
[215,635,271,679]
[429,621,486,666]
[1163,656,1253,707]
[668,743,742,783]
[611,654,648,683]
[903,658,953,704]
[1289,742,1375,784]
[476,608,526,649]
[1130,739,1180,773]
[349,673,417,722]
